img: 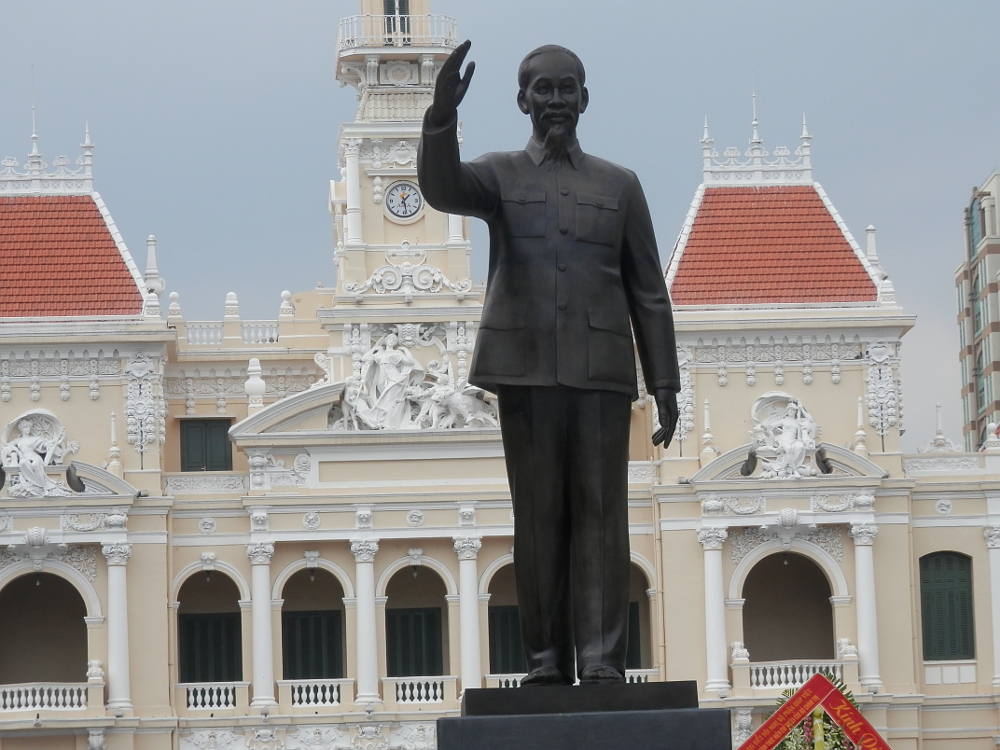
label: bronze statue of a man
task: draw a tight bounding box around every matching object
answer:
[418,41,679,686]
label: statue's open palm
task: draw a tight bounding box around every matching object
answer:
[429,40,475,128]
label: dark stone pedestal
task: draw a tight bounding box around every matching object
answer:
[438,682,730,750]
[438,708,731,750]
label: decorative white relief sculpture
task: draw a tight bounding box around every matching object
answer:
[351,725,388,750]
[350,540,379,563]
[1,410,79,497]
[730,642,750,661]
[247,728,283,750]
[329,332,498,431]
[749,392,818,479]
[866,341,898,439]
[393,723,436,750]
[837,638,859,659]
[343,243,472,300]
[407,509,425,528]
[303,512,321,530]
[674,346,695,446]
[199,517,217,535]
[125,354,165,453]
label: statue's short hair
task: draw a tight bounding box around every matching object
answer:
[517,45,586,91]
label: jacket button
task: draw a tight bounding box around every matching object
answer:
[558,303,567,311]
[560,188,569,196]
[560,227,568,234]
[518,196,526,203]
[596,200,604,207]
[558,263,566,271]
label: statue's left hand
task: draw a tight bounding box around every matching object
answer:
[652,388,679,447]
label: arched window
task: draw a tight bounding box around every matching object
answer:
[385,566,447,677]
[920,552,974,661]
[177,572,242,683]
[742,552,834,661]
[281,568,345,680]
[0,573,88,684]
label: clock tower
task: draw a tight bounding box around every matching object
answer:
[330,0,474,302]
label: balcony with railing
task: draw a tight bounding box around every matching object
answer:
[175,682,249,716]
[381,675,458,710]
[278,678,355,713]
[337,15,458,52]
[731,658,859,697]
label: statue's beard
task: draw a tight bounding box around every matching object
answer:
[542,122,573,167]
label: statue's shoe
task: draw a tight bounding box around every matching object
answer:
[519,666,572,687]
[579,665,625,684]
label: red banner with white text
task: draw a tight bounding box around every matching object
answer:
[736,673,891,750]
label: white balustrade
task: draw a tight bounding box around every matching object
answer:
[0,683,88,711]
[182,682,239,709]
[748,661,843,690]
[184,323,224,346]
[241,322,279,344]
[485,674,525,689]
[486,670,657,688]
[626,668,658,684]
[337,15,458,50]
[281,679,349,707]
[383,676,455,703]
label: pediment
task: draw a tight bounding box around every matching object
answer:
[690,442,888,483]
[230,382,346,440]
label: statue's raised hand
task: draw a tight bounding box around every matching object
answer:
[428,39,475,128]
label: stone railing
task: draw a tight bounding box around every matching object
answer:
[183,323,225,346]
[0,683,88,711]
[179,682,245,710]
[748,661,843,690]
[278,678,354,708]
[337,14,457,50]
[485,669,658,688]
[383,675,457,705]
[242,322,280,345]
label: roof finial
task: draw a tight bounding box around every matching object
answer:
[701,116,711,145]
[800,113,811,141]
[750,88,760,145]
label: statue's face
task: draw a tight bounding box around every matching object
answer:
[517,51,589,139]
[386,334,398,347]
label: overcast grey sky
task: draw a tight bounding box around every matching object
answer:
[1,0,996,451]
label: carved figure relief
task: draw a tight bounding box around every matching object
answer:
[329,332,498,431]
[749,392,819,479]
[1,410,79,497]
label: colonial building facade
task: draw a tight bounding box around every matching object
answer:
[1,3,999,750]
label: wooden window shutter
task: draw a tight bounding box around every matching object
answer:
[920,552,974,661]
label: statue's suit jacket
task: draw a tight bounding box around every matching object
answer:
[418,115,680,398]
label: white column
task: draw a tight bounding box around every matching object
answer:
[454,537,483,692]
[984,527,1000,686]
[447,213,464,244]
[344,138,363,246]
[849,523,882,691]
[102,543,132,711]
[698,527,729,694]
[351,539,381,704]
[246,543,276,707]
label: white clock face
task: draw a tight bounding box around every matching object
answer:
[385,181,423,219]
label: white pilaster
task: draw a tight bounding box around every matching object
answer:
[985,527,1000,686]
[246,543,276,707]
[849,523,882,691]
[454,537,482,692]
[102,543,132,711]
[351,539,381,704]
[447,214,464,244]
[698,527,729,694]
[344,139,363,246]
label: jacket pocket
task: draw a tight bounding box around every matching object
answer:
[474,315,527,377]
[587,307,634,384]
[576,194,619,246]
[500,191,547,238]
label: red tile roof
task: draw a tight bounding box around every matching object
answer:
[668,185,878,305]
[0,195,144,317]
